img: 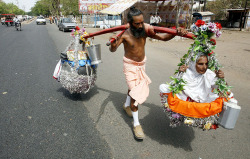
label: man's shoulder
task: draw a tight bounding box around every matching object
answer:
[144,23,155,37]
[121,30,131,40]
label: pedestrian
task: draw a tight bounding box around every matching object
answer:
[49,16,52,24]
[149,13,155,26]
[55,16,57,25]
[155,13,162,26]
[72,16,76,23]
[109,7,188,140]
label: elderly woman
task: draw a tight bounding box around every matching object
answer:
[159,53,237,119]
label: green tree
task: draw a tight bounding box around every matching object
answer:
[0,1,7,13]
[30,0,80,16]
[31,0,50,16]
[0,1,25,14]
[61,0,79,16]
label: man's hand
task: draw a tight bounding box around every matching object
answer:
[109,35,118,46]
[216,69,225,78]
[176,27,188,36]
[109,35,119,52]
[109,35,117,42]
[179,64,189,72]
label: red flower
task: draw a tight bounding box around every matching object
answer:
[208,51,214,56]
[215,22,222,29]
[211,124,219,130]
[195,20,205,27]
[210,39,216,45]
[75,26,80,30]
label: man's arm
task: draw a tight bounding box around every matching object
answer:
[146,25,188,41]
[109,33,124,52]
[153,33,175,41]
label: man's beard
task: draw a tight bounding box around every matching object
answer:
[130,24,146,38]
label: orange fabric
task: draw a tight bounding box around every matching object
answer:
[167,92,225,118]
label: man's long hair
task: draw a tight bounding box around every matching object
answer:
[127,7,146,38]
[127,7,143,24]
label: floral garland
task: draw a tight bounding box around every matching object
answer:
[162,20,232,130]
[169,20,231,98]
[71,26,91,47]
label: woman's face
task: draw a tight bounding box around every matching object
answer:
[195,56,208,74]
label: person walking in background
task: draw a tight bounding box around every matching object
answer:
[155,13,162,26]
[149,13,155,26]
[49,16,52,24]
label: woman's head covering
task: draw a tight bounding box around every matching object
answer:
[180,52,219,103]
[188,52,207,76]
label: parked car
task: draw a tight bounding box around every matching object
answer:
[58,18,76,32]
[36,16,46,25]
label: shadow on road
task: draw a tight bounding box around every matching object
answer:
[57,86,99,101]
[96,86,194,151]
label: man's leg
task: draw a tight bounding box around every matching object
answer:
[123,90,132,117]
[130,97,139,126]
[129,91,145,140]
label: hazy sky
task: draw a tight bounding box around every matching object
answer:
[3,0,38,12]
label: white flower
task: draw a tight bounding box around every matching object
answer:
[200,25,208,31]
[191,23,199,32]
[215,30,222,38]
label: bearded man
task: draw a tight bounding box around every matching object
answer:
[109,7,187,140]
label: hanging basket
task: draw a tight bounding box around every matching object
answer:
[59,65,97,94]
[56,34,98,94]
[160,93,221,130]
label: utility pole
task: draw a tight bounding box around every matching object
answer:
[240,0,248,31]
[199,0,201,12]
[203,0,206,11]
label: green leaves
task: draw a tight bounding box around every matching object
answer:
[193,45,200,52]
[0,1,25,15]
[168,76,187,96]
[214,78,232,97]
[31,0,79,16]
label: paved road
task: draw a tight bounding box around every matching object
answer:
[0,21,111,158]
[0,20,249,159]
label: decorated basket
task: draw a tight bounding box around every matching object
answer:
[160,20,240,130]
[55,27,98,94]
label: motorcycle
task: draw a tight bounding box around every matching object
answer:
[1,19,5,25]
[15,21,21,31]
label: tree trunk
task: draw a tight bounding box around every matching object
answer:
[175,0,182,28]
[188,0,194,29]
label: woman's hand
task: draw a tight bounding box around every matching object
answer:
[216,69,225,78]
[179,64,188,72]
